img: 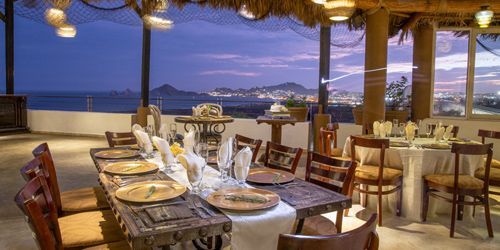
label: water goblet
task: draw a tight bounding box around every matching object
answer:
[234,165,248,186]
[188,168,203,194]
[196,143,209,162]
[398,123,405,138]
[144,143,155,159]
[169,123,177,143]
[161,154,175,174]
[426,124,432,138]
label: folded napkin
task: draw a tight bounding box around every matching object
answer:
[434,127,445,142]
[145,204,194,223]
[384,121,393,135]
[234,147,252,181]
[152,136,175,165]
[379,123,386,138]
[135,130,153,153]
[132,124,145,147]
[405,123,416,141]
[183,129,196,153]
[444,125,454,139]
[218,137,234,164]
[178,151,205,186]
[373,121,380,136]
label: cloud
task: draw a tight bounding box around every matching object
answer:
[257,64,289,68]
[199,70,260,77]
[435,51,500,71]
[198,53,243,59]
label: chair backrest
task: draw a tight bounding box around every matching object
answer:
[451,143,494,191]
[319,123,340,156]
[265,141,303,174]
[30,143,63,214]
[235,134,263,163]
[105,131,137,147]
[14,175,62,250]
[277,213,379,250]
[430,124,459,138]
[478,129,500,144]
[148,104,162,135]
[305,152,356,195]
[351,136,389,186]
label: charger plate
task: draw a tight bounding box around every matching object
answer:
[115,181,186,203]
[207,188,280,211]
[246,168,295,184]
[104,161,158,175]
[95,149,139,159]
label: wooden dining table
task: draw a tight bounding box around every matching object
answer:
[90,147,351,250]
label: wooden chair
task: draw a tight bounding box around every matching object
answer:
[29,143,109,215]
[351,136,403,226]
[296,152,357,234]
[235,134,263,163]
[105,131,137,147]
[319,123,343,158]
[430,124,459,138]
[474,129,500,196]
[423,143,494,238]
[264,141,303,174]
[278,213,379,250]
[14,175,127,249]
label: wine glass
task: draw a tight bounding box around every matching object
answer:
[217,142,231,182]
[160,153,175,174]
[196,143,209,162]
[188,167,203,194]
[234,164,249,186]
[169,123,177,144]
[143,143,155,159]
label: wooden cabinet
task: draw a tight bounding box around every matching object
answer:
[0,95,28,132]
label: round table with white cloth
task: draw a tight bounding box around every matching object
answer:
[342,136,484,222]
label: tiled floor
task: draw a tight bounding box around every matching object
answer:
[1,133,499,249]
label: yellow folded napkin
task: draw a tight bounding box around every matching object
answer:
[373,121,380,136]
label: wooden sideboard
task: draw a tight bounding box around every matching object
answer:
[0,95,28,133]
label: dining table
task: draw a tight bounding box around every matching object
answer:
[90,147,351,250]
[342,136,484,222]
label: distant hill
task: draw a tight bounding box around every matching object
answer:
[150,84,205,96]
[109,88,135,97]
[212,82,317,96]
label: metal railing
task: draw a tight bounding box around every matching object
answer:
[25,94,356,122]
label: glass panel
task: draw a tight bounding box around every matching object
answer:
[472,34,500,116]
[432,31,469,117]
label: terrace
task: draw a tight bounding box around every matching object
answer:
[1,1,500,250]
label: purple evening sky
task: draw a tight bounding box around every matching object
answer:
[0,16,498,94]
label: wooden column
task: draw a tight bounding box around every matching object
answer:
[141,25,151,107]
[318,26,331,114]
[5,0,14,94]
[362,8,389,132]
[411,24,434,120]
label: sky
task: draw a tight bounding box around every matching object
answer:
[0,14,497,94]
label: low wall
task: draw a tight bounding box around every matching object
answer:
[27,110,499,158]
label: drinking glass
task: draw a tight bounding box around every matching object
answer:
[188,168,203,194]
[443,132,450,143]
[146,125,155,138]
[234,165,248,186]
[161,154,175,174]
[144,143,155,159]
[426,124,432,138]
[217,143,231,182]
[398,123,405,138]
[196,143,209,162]
[169,123,177,144]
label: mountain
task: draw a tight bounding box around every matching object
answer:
[150,84,205,96]
[211,82,317,96]
[109,88,135,97]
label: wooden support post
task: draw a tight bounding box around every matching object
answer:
[5,0,14,94]
[362,8,389,132]
[411,24,434,120]
[318,26,331,114]
[141,25,151,108]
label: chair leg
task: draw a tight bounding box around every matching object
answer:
[472,197,476,218]
[344,181,354,217]
[457,195,465,221]
[377,191,383,227]
[336,209,343,233]
[450,194,457,238]
[484,197,494,238]
[360,184,367,208]
[295,218,304,234]
[422,181,429,222]
[396,183,402,217]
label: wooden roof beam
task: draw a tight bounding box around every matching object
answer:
[356,0,500,13]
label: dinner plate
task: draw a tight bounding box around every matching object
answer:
[207,188,280,211]
[115,181,186,203]
[390,141,409,147]
[95,149,139,159]
[104,161,158,175]
[421,143,451,150]
[246,168,295,184]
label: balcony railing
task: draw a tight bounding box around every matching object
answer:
[26,95,356,122]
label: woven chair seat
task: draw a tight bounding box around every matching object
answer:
[61,186,110,213]
[425,174,484,190]
[355,165,402,181]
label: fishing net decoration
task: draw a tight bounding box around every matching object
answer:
[0,0,365,48]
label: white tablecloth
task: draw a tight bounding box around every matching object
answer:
[342,137,483,221]
[146,154,296,250]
